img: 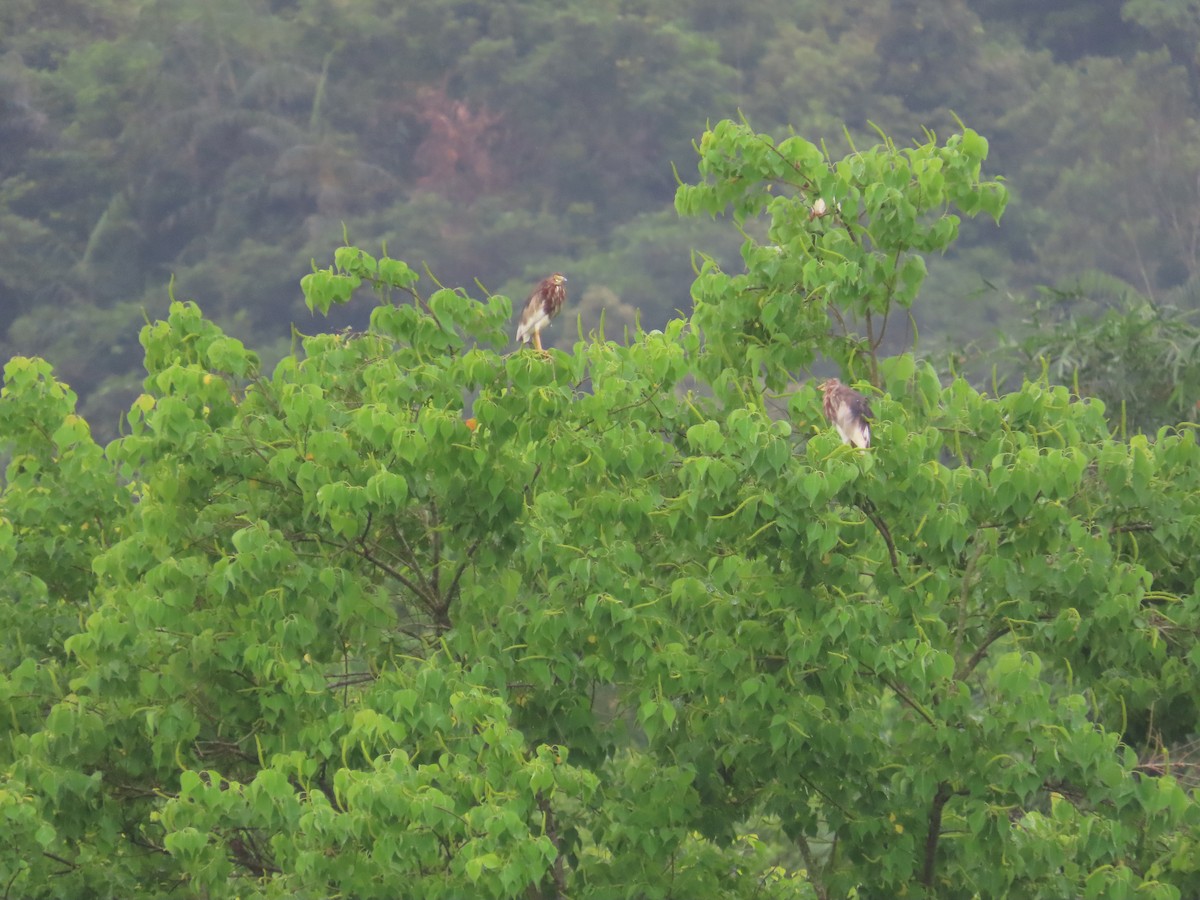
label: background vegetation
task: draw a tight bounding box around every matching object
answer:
[3,0,1200,431]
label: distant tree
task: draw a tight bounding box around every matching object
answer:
[455,4,741,221]
[961,271,1200,433]
[993,51,1200,292]
[1122,0,1200,100]
[966,0,1149,60]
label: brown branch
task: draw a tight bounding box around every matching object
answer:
[874,300,891,353]
[439,536,485,626]
[958,624,1012,680]
[326,672,378,690]
[524,463,544,501]
[228,829,281,877]
[572,385,666,434]
[125,834,170,856]
[193,739,258,766]
[857,500,899,576]
[830,309,850,343]
[537,792,568,900]
[951,539,986,665]
[41,851,77,873]
[921,781,953,889]
[431,499,442,592]
[794,833,829,900]
[349,540,439,613]
[346,513,443,616]
[757,133,820,185]
[391,518,438,601]
[880,676,937,728]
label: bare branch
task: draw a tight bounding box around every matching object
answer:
[880,676,937,728]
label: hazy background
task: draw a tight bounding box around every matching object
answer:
[3,0,1199,433]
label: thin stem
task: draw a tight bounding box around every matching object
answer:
[952,539,986,665]
[858,500,899,576]
[958,625,1012,680]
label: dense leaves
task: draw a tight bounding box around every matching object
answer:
[676,121,1005,388]
[3,120,1200,898]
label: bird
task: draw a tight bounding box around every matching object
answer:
[515,273,567,352]
[820,378,873,448]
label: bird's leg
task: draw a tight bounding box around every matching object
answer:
[533,331,549,357]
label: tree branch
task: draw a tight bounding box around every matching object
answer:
[439,536,485,627]
[349,540,439,614]
[391,517,438,602]
[921,781,953,889]
[857,500,899,576]
[951,539,986,665]
[958,624,1012,680]
[430,499,442,592]
[41,851,77,874]
[794,833,829,900]
[537,792,569,900]
[879,676,937,728]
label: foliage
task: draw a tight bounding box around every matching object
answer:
[3,120,1200,899]
[675,120,1006,390]
[962,273,1200,434]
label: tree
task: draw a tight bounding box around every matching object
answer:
[674,118,1007,386]
[993,51,1200,293]
[2,122,1200,899]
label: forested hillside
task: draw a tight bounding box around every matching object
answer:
[3,0,1200,430]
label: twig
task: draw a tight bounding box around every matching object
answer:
[391,519,437,601]
[1111,522,1154,533]
[958,624,1012,680]
[880,676,937,728]
[430,499,442,591]
[354,542,428,600]
[440,537,485,626]
[41,852,77,873]
[857,500,899,576]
